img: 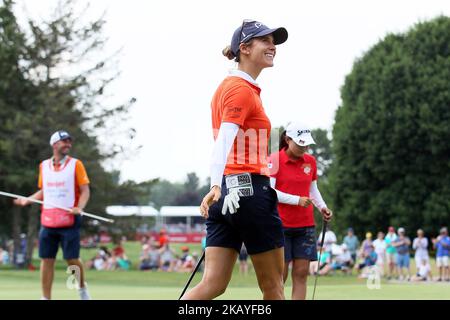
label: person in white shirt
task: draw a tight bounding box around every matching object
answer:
[412,229,429,275]
[318,227,337,254]
[373,231,387,276]
[411,259,432,281]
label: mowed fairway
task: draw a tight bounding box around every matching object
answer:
[0,242,449,300]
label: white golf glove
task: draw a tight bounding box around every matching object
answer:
[222,188,240,215]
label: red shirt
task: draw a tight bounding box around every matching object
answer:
[159,234,169,247]
[211,76,271,176]
[113,246,125,257]
[269,149,318,228]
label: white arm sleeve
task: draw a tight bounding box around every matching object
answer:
[210,122,239,188]
[270,177,300,205]
[310,180,327,210]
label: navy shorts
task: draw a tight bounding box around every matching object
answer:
[284,226,318,262]
[206,175,284,255]
[39,225,81,260]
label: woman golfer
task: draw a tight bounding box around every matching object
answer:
[182,20,288,300]
[269,123,332,300]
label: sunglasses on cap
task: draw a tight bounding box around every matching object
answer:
[238,19,257,44]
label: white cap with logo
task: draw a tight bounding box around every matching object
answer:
[49,130,72,146]
[285,122,316,147]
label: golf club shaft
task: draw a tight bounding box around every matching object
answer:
[178,250,205,300]
[312,220,328,300]
[0,190,114,223]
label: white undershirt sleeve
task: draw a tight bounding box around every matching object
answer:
[270,177,300,205]
[310,180,327,210]
[210,122,239,189]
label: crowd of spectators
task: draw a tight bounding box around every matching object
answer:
[309,226,449,282]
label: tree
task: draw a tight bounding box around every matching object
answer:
[0,0,137,267]
[0,0,40,266]
[331,16,450,237]
[309,129,333,178]
[174,172,203,206]
[149,179,184,210]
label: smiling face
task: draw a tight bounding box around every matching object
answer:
[240,34,277,69]
[53,138,72,157]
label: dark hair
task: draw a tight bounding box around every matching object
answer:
[222,40,255,63]
[222,45,235,60]
[279,130,288,151]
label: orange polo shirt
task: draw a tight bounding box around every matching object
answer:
[211,76,271,176]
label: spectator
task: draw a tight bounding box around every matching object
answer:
[384,226,398,280]
[318,226,337,254]
[412,229,429,275]
[392,227,411,281]
[159,243,176,272]
[358,232,374,259]
[93,252,107,270]
[239,244,249,275]
[176,246,195,273]
[13,233,27,269]
[86,247,111,271]
[310,247,331,276]
[356,244,377,278]
[112,238,131,270]
[411,259,432,282]
[158,229,169,248]
[325,244,353,275]
[140,243,160,271]
[112,239,125,258]
[0,247,9,265]
[433,227,450,282]
[372,232,387,276]
[343,228,359,265]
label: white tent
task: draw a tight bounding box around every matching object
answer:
[105,206,202,233]
[106,206,159,217]
[159,206,201,233]
[159,206,199,217]
[106,206,200,217]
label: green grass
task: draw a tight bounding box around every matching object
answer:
[1,241,449,300]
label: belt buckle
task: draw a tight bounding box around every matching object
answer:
[226,173,253,197]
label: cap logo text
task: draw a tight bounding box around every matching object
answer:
[297,130,311,136]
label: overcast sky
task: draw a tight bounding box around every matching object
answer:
[18,0,450,184]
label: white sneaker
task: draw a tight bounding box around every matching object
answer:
[79,286,91,300]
